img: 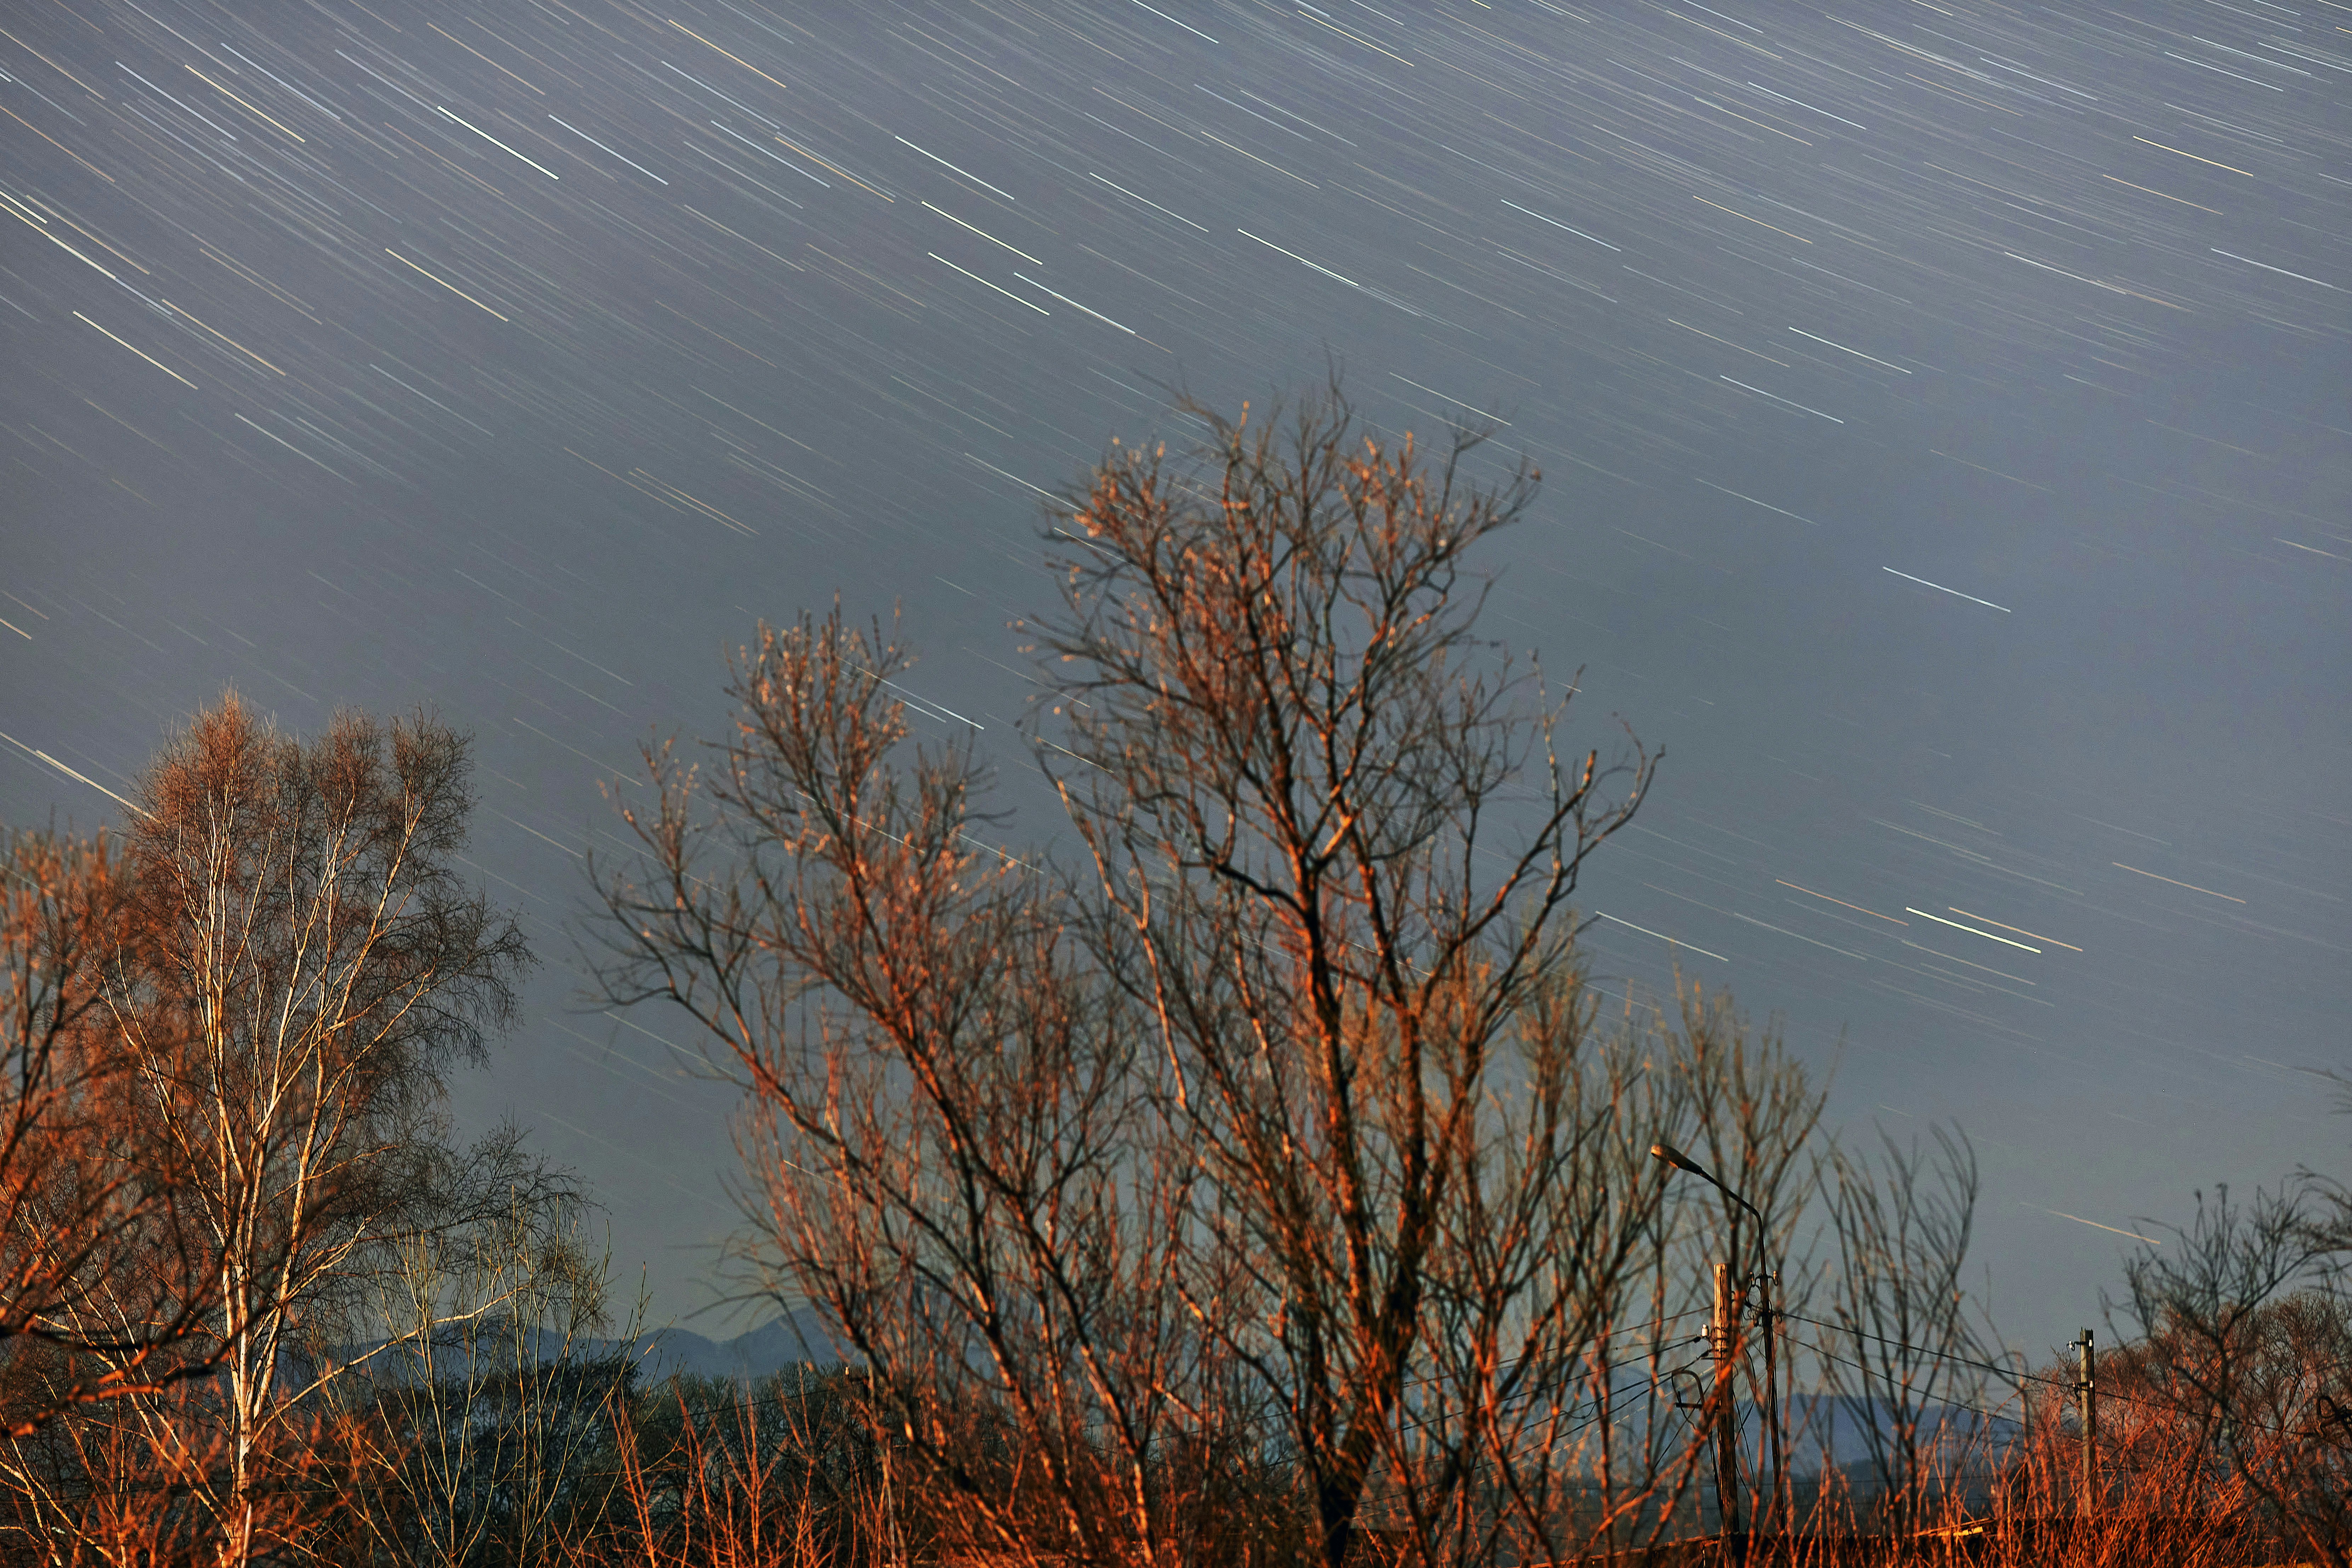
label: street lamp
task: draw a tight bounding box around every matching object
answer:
[1652,1143,1784,1556]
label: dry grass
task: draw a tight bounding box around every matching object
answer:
[0,1362,2334,1568]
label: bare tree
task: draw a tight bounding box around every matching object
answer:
[1805,1125,2000,1534]
[2110,1182,2351,1567]
[590,381,1858,1568]
[0,826,221,1437]
[592,604,1210,1568]
[1635,978,1826,1548]
[94,696,533,1564]
[1030,382,1677,1568]
[329,1186,624,1568]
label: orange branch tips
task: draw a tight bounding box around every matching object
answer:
[587,376,1845,1568]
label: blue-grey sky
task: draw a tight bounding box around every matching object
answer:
[2,0,2345,1356]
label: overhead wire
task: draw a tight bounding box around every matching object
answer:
[1778,1311,2323,1441]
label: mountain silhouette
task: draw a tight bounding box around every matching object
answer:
[621,1305,842,1381]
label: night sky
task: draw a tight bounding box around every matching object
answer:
[3,0,2346,1355]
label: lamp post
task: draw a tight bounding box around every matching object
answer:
[1653,1142,1782,1560]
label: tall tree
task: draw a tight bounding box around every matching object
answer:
[117,697,532,1564]
[595,609,1205,1568]
[593,381,1826,1568]
[1033,384,1661,1568]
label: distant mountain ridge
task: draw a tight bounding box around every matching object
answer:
[614,1305,842,1382]
[308,1305,843,1391]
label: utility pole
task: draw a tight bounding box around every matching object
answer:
[1754,1267,1784,1541]
[2075,1328,2097,1515]
[1712,1261,1743,1552]
[1655,1142,1768,1566]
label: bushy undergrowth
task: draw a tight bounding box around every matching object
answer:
[0,1349,2338,1568]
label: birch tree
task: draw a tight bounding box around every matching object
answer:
[117,697,531,1564]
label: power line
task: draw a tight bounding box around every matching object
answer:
[1781,1313,2321,1441]
[1786,1333,2027,1435]
[1780,1312,2057,1392]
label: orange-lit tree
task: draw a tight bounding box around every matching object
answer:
[592,383,1839,1568]
[108,698,533,1564]
[0,825,219,1437]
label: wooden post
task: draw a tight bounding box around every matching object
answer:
[2075,1328,2097,1516]
[1757,1269,1783,1541]
[1715,1262,1743,1557]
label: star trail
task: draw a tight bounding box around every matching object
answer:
[2,0,2345,1346]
